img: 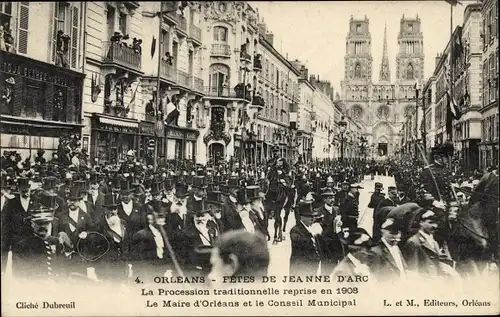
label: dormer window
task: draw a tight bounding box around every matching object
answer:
[408,24,413,32]
[356,24,361,32]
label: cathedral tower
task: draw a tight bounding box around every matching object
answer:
[396,14,424,83]
[343,15,373,84]
[379,23,391,82]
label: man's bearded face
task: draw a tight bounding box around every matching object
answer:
[194,213,210,225]
[165,190,174,202]
[68,198,80,210]
[171,196,187,214]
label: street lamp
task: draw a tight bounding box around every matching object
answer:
[338,116,347,163]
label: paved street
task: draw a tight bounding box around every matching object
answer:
[267,174,396,276]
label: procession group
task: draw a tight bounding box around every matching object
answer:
[0,136,498,286]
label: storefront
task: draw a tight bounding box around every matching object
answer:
[164,124,199,163]
[0,50,84,159]
[91,114,139,164]
[138,120,155,160]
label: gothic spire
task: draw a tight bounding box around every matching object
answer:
[379,22,391,82]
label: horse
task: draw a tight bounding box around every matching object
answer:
[447,170,499,277]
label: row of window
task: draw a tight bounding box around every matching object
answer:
[482,113,499,142]
[482,2,498,51]
[263,59,299,99]
[1,2,80,68]
[482,49,499,106]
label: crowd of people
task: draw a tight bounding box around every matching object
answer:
[0,135,498,286]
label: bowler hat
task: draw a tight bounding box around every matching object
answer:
[103,192,120,208]
[297,200,322,218]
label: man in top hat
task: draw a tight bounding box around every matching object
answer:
[223,187,266,235]
[179,200,220,277]
[118,177,146,238]
[86,171,105,224]
[206,184,225,233]
[165,182,189,235]
[1,176,15,212]
[58,181,93,247]
[334,182,350,207]
[316,187,343,273]
[130,205,173,282]
[368,182,385,209]
[330,227,375,278]
[370,218,408,281]
[402,209,453,279]
[220,177,240,233]
[93,192,131,282]
[11,191,72,280]
[186,175,208,226]
[339,183,363,231]
[289,199,329,276]
[1,177,37,259]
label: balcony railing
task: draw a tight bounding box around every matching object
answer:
[204,85,252,101]
[211,43,231,57]
[177,70,190,88]
[160,60,177,82]
[102,41,141,71]
[192,76,204,93]
[189,24,202,43]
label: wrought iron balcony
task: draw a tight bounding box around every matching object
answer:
[177,70,190,88]
[160,59,177,82]
[204,85,252,101]
[189,24,202,43]
[210,43,231,57]
[102,41,141,71]
[240,51,252,63]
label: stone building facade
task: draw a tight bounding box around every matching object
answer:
[341,15,424,158]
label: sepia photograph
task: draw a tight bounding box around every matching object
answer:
[0,0,498,316]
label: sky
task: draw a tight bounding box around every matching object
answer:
[251,0,473,94]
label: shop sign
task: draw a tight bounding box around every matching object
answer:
[140,121,155,136]
[186,131,198,140]
[1,51,83,87]
[97,123,137,134]
[167,128,184,139]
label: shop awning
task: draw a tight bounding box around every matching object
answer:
[0,119,79,130]
[99,117,139,128]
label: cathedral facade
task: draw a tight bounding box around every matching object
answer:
[340,15,424,158]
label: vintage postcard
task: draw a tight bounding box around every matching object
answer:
[1,0,498,316]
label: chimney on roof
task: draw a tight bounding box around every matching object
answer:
[435,53,441,69]
[265,33,274,46]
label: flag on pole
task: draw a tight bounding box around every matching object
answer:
[127,81,140,108]
[164,99,179,125]
[445,91,461,136]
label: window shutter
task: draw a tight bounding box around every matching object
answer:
[18,2,29,54]
[52,2,59,62]
[70,5,79,68]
